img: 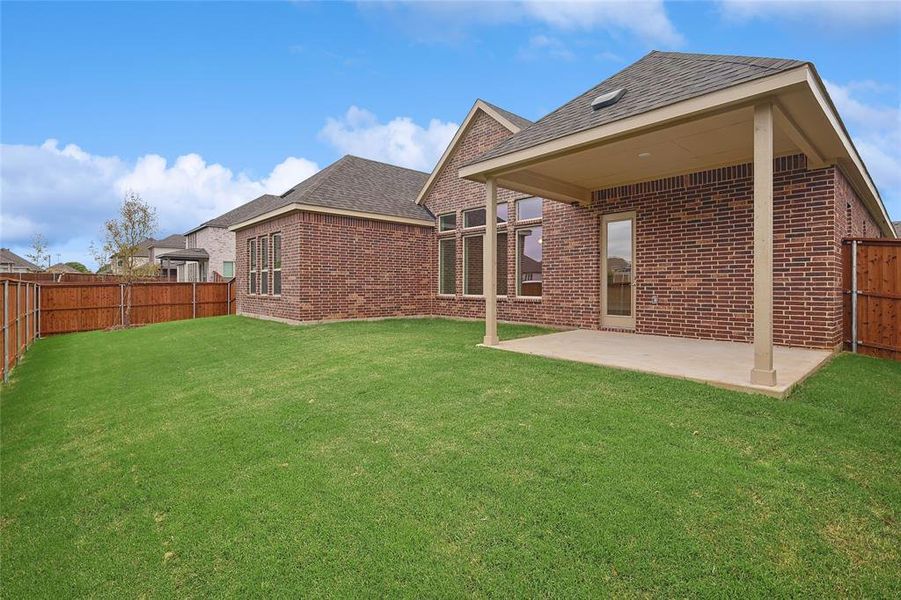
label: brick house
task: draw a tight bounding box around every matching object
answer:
[230,155,434,323]
[233,51,895,391]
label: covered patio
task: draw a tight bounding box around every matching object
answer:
[158,248,210,282]
[492,329,832,397]
[460,54,891,392]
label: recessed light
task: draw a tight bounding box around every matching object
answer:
[638,152,652,159]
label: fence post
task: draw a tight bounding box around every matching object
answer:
[16,281,21,361]
[3,280,8,383]
[25,283,31,349]
[120,284,125,326]
[192,283,197,319]
[36,284,41,339]
[226,280,231,315]
[851,240,858,353]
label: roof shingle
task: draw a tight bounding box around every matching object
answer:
[237,155,433,225]
[472,51,807,164]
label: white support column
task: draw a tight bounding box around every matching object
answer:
[751,102,777,387]
[483,176,499,346]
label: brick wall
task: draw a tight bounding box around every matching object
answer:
[190,227,235,281]
[236,210,433,323]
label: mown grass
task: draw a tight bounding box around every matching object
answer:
[1,316,899,598]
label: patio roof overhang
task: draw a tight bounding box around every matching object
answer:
[459,65,895,238]
[157,248,209,262]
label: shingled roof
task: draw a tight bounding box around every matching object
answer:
[472,51,808,164]
[185,195,284,234]
[0,248,41,271]
[234,155,433,227]
[479,99,533,131]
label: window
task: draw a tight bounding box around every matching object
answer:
[222,261,234,278]
[463,204,508,229]
[438,213,456,232]
[463,233,507,296]
[438,237,456,295]
[516,197,543,221]
[516,227,543,297]
[272,234,282,295]
[116,258,123,267]
[248,239,257,294]
[260,236,269,295]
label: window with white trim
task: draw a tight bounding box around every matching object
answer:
[260,235,269,295]
[463,204,508,229]
[463,233,507,296]
[438,237,456,295]
[272,234,282,295]
[438,213,456,232]
[248,239,257,294]
[222,261,234,278]
[516,197,542,221]
[516,226,543,297]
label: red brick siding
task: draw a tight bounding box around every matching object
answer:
[236,211,433,322]
[426,145,859,348]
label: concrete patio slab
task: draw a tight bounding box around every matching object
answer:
[492,329,834,398]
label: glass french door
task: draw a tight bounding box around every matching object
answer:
[601,212,635,329]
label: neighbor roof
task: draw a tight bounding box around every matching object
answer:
[472,51,807,164]
[46,263,80,274]
[0,248,41,271]
[894,221,901,237]
[231,155,433,229]
[150,234,186,249]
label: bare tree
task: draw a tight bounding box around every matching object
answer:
[26,233,50,269]
[92,191,159,325]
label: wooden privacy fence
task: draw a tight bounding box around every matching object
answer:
[2,279,236,381]
[2,280,39,382]
[843,238,900,361]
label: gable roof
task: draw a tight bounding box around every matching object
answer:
[894,221,901,237]
[472,51,806,164]
[230,155,433,230]
[415,99,532,205]
[0,248,41,271]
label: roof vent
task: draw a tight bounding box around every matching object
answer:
[591,88,625,110]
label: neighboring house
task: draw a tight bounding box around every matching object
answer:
[230,155,434,321]
[0,248,42,273]
[894,221,900,237]
[111,235,184,278]
[46,263,81,274]
[148,234,186,280]
[181,196,287,282]
[232,51,895,391]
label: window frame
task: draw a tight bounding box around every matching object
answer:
[515,197,543,222]
[516,226,543,299]
[272,233,282,296]
[248,238,257,295]
[462,232,508,298]
[438,212,456,232]
[260,235,269,295]
[437,236,457,296]
[462,204,508,230]
[222,261,234,278]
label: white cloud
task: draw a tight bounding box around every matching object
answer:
[360,0,682,47]
[719,0,901,29]
[319,106,458,171]
[824,80,901,218]
[0,140,319,268]
[522,0,683,45]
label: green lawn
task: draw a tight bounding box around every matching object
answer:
[1,317,899,597]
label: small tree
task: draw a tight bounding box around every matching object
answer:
[65,261,90,274]
[92,191,158,325]
[26,233,50,269]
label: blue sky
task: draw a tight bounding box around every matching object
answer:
[2,1,899,267]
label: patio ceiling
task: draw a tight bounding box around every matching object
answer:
[459,65,894,237]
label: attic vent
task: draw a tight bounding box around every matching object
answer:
[591,88,625,110]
